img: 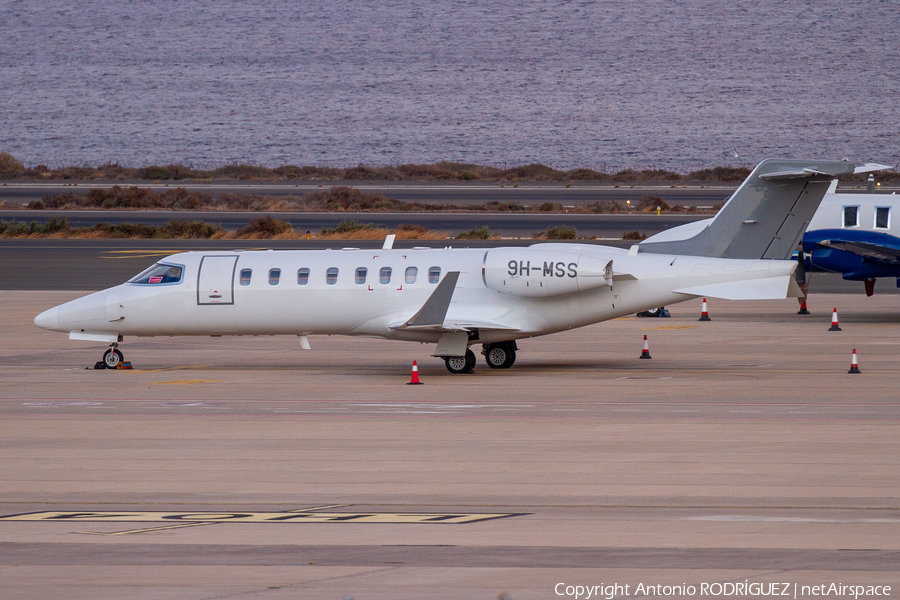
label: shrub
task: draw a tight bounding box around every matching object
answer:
[236,216,293,237]
[162,220,224,238]
[0,152,24,177]
[319,220,376,236]
[138,166,175,180]
[395,224,429,234]
[546,225,577,239]
[397,164,454,179]
[622,230,647,240]
[304,186,395,211]
[456,225,494,240]
[687,166,751,182]
[565,168,612,181]
[344,165,403,181]
[211,163,275,180]
[502,164,562,181]
[590,200,621,213]
[45,216,71,234]
[636,195,669,211]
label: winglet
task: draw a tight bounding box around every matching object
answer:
[397,271,461,329]
[382,234,396,250]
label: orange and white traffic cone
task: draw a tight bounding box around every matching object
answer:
[407,360,424,385]
[848,349,861,374]
[797,300,810,315]
[829,308,842,331]
[698,298,711,321]
[639,335,652,359]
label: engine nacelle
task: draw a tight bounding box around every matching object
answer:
[482,248,612,298]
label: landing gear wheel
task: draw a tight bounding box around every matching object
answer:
[465,348,476,372]
[103,349,124,369]
[444,349,476,374]
[484,342,516,369]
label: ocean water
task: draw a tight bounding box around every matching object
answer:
[1,0,898,172]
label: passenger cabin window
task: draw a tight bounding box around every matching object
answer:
[876,207,890,229]
[268,268,281,286]
[844,206,859,227]
[239,269,252,286]
[129,263,183,285]
[428,266,441,284]
[405,266,417,284]
[326,267,339,285]
[380,267,392,284]
[297,268,310,285]
[355,267,367,285]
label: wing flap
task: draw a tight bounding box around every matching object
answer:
[391,319,520,333]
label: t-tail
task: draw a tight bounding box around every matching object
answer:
[638,159,875,260]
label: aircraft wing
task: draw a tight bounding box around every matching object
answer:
[389,270,519,332]
[390,320,520,333]
[815,239,900,264]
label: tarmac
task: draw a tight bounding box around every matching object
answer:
[2,291,899,599]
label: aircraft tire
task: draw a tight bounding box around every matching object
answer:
[103,349,124,369]
[484,343,516,369]
[445,353,470,374]
[464,348,476,372]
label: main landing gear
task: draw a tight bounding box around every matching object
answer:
[101,343,124,369]
[444,349,476,374]
[482,341,517,369]
[443,342,519,374]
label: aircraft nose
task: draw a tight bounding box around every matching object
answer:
[34,306,60,330]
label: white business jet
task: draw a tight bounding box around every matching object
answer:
[34,159,872,374]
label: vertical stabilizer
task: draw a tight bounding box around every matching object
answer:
[638,159,856,259]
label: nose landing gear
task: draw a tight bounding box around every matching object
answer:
[101,343,124,369]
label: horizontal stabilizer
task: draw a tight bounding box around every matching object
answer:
[854,162,894,174]
[674,275,801,300]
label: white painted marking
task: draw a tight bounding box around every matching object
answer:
[686,515,900,523]
[23,401,103,406]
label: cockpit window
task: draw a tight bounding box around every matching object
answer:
[129,263,183,285]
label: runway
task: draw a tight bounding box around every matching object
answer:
[2,291,899,599]
[0,208,705,239]
[0,180,739,207]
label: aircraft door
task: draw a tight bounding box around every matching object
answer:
[579,254,626,317]
[197,256,238,305]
